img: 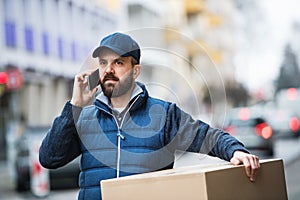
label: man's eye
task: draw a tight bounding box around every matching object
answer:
[99,61,106,65]
[116,61,123,65]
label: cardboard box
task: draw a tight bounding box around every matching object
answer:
[101,159,287,200]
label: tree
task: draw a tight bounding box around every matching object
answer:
[202,81,250,108]
[275,44,300,93]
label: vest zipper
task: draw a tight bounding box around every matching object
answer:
[116,129,124,178]
[96,96,140,178]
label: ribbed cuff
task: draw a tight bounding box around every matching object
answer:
[228,146,250,160]
[63,101,82,123]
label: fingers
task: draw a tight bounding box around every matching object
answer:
[243,155,260,182]
[74,70,98,92]
[231,151,260,182]
[88,85,99,97]
[250,155,260,182]
[71,69,98,107]
[75,70,94,84]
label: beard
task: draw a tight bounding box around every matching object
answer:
[101,70,134,99]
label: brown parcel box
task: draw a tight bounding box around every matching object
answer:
[101,159,287,200]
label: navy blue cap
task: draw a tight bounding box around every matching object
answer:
[92,32,141,64]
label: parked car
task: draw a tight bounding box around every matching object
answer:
[275,87,300,118]
[223,107,274,156]
[263,101,300,138]
[15,126,80,192]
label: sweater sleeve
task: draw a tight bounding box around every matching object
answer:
[39,101,82,169]
[164,103,249,161]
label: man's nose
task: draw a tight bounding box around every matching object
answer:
[104,63,114,74]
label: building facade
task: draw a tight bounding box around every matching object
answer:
[0,0,240,161]
[0,0,118,160]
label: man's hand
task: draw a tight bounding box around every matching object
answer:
[230,151,260,182]
[70,70,99,107]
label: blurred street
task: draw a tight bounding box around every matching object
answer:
[286,155,300,200]
[1,0,300,199]
[0,164,78,200]
[0,136,299,200]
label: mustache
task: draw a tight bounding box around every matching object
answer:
[103,73,119,82]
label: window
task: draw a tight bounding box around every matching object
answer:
[3,0,17,48]
[24,26,34,52]
[4,20,17,48]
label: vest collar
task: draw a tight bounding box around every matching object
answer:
[95,82,143,109]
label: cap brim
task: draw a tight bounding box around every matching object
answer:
[92,46,102,58]
[92,46,125,58]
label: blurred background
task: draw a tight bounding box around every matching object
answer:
[0,0,300,199]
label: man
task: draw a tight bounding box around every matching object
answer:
[39,32,260,200]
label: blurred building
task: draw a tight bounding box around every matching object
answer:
[0,0,241,161]
[118,0,240,122]
[0,0,118,160]
[167,0,239,124]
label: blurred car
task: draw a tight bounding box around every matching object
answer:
[15,126,80,192]
[223,107,274,156]
[263,102,300,138]
[275,87,300,117]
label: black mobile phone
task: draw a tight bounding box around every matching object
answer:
[88,69,100,90]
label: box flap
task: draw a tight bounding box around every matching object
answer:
[174,150,229,168]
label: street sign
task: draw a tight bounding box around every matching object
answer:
[6,68,23,91]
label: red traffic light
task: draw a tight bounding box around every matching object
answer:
[0,72,8,84]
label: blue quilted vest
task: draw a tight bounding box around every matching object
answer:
[75,88,174,199]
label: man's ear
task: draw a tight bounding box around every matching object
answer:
[133,64,141,79]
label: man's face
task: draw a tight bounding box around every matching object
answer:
[98,49,139,98]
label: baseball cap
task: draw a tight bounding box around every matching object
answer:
[92,32,141,64]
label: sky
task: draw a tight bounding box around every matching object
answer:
[235,0,300,95]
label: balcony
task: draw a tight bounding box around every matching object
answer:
[185,0,205,15]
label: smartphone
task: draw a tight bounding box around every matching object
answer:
[88,69,100,90]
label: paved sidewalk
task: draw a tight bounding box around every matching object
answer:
[0,161,78,200]
[0,161,23,200]
[275,137,300,166]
